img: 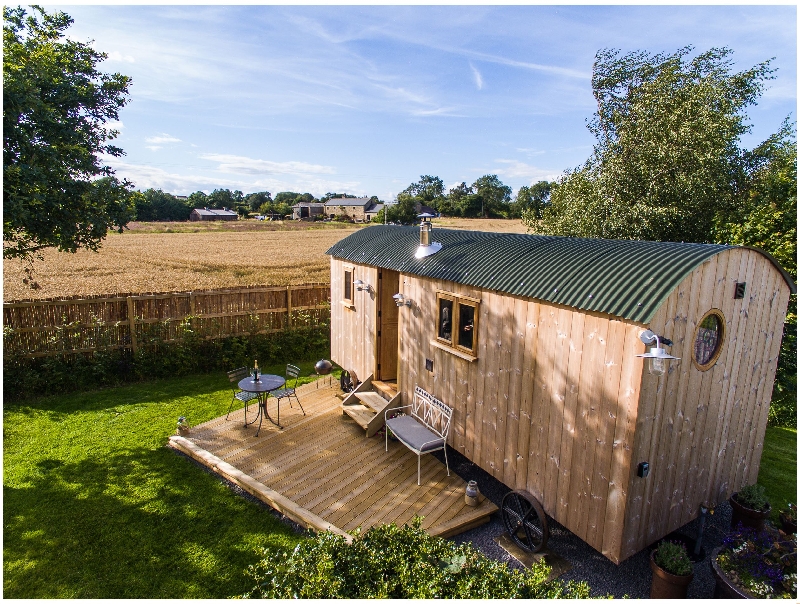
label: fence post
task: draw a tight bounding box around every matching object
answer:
[127,295,138,353]
[286,286,293,328]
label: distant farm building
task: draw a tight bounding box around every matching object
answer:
[325,197,382,222]
[189,208,238,221]
[292,202,326,220]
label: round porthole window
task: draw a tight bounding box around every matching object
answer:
[693,310,725,370]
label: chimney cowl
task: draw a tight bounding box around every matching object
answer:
[415,213,441,259]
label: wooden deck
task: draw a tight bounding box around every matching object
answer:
[169,377,497,540]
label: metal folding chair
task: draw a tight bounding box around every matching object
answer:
[226,367,258,420]
[267,364,305,426]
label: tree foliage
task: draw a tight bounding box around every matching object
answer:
[526,45,796,425]
[133,189,192,221]
[528,46,775,243]
[514,181,552,220]
[3,6,134,261]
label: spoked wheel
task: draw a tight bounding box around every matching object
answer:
[501,490,549,553]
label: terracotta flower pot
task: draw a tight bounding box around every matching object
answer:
[710,546,751,599]
[729,493,771,531]
[650,550,693,599]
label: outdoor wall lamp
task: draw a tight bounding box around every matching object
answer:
[353,279,373,294]
[393,293,412,307]
[636,330,679,376]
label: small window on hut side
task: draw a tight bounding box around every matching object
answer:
[343,267,354,306]
[435,291,479,358]
[693,310,725,371]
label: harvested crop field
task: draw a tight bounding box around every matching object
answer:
[3,218,529,301]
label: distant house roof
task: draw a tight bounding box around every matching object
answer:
[365,203,384,213]
[191,208,238,217]
[326,225,796,324]
[324,197,372,208]
[292,202,326,208]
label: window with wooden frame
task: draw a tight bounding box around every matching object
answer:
[342,266,355,307]
[434,291,479,359]
[693,309,725,371]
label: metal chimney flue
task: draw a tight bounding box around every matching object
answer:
[415,213,442,259]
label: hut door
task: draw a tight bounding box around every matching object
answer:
[377,269,399,381]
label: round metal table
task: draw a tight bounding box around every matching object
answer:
[238,374,286,433]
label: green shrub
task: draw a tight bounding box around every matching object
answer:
[3,321,330,402]
[653,541,692,576]
[241,518,592,599]
[736,484,771,512]
[769,303,797,428]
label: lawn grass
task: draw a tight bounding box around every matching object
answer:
[3,361,326,598]
[758,425,797,517]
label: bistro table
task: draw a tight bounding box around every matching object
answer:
[238,374,286,434]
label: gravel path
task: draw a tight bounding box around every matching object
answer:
[438,448,731,599]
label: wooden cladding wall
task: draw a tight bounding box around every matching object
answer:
[329,257,378,382]
[396,272,646,563]
[621,248,791,561]
[4,284,330,358]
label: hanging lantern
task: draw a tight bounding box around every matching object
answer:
[636,330,680,376]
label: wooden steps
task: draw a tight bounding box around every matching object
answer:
[342,375,402,437]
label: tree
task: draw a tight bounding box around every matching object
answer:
[513,181,552,220]
[529,46,775,243]
[188,191,208,207]
[399,175,445,211]
[400,175,445,203]
[715,120,797,426]
[3,6,134,262]
[134,189,192,221]
[206,188,243,210]
[245,191,272,212]
[472,174,512,218]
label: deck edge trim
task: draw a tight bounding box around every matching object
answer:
[168,435,353,543]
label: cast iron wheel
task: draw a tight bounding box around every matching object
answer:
[501,490,549,553]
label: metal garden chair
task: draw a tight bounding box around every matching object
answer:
[266,364,305,427]
[226,367,259,420]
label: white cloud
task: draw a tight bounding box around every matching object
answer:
[102,120,125,132]
[470,63,483,90]
[201,154,336,176]
[145,134,181,144]
[493,160,561,183]
[145,145,162,152]
[106,159,361,198]
[106,50,135,63]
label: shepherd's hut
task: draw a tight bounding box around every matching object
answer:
[326,222,795,563]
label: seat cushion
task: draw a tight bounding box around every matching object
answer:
[386,415,444,453]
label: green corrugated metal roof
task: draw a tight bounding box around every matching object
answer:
[326,226,793,324]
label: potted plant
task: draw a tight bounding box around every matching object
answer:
[650,540,694,598]
[779,503,797,534]
[711,525,797,599]
[730,483,771,531]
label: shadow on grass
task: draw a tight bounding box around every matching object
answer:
[4,373,228,415]
[4,445,301,598]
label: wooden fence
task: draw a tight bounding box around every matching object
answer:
[3,284,331,358]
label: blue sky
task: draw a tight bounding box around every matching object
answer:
[54,4,797,201]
